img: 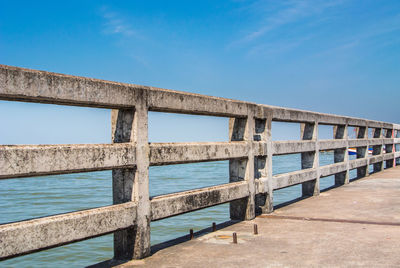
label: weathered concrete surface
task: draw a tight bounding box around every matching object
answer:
[0,202,137,260]
[151,182,248,221]
[272,140,315,155]
[229,116,256,221]
[270,168,317,189]
[300,122,320,197]
[149,142,249,165]
[320,162,347,177]
[0,64,396,126]
[0,144,135,179]
[1,64,399,262]
[117,167,400,267]
[111,100,151,260]
[319,139,347,150]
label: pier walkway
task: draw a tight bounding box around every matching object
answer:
[119,166,400,267]
[1,65,399,266]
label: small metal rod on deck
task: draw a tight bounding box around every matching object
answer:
[190,229,194,240]
[212,222,216,232]
[254,224,258,235]
[232,232,237,244]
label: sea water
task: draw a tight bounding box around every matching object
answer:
[1,153,358,267]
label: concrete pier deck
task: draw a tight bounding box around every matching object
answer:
[119,166,400,267]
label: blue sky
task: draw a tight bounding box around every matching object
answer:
[0,0,399,144]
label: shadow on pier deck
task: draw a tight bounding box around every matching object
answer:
[116,166,400,267]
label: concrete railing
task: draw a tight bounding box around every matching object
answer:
[1,64,399,262]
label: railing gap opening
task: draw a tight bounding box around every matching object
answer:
[271,122,301,141]
[368,164,374,173]
[150,203,229,246]
[318,124,334,140]
[0,100,110,145]
[319,175,335,191]
[349,168,359,182]
[272,154,302,175]
[384,144,393,153]
[0,171,112,224]
[149,161,229,197]
[1,234,113,267]
[368,128,375,139]
[319,150,335,166]
[148,112,228,142]
[273,185,302,208]
[347,126,358,139]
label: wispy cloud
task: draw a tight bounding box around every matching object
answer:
[230,0,400,61]
[236,0,344,44]
[247,34,314,57]
[99,6,151,68]
[314,13,400,57]
[100,7,136,37]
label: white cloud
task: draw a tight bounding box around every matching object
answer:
[314,13,400,57]
[230,0,400,60]
[101,7,136,37]
[232,0,344,45]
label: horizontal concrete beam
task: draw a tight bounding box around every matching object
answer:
[257,105,391,128]
[319,140,347,151]
[271,169,317,190]
[0,202,137,260]
[149,142,249,165]
[268,106,320,123]
[272,140,315,155]
[394,138,400,144]
[349,158,368,170]
[382,122,394,129]
[366,121,383,128]
[320,162,347,177]
[365,121,393,129]
[347,118,368,127]
[369,155,384,164]
[383,153,395,161]
[148,88,251,117]
[0,64,143,108]
[1,64,395,126]
[383,138,394,145]
[369,139,384,146]
[0,144,135,179]
[348,139,369,147]
[395,152,400,158]
[151,182,248,221]
[0,64,252,116]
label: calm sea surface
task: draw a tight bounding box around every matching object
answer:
[1,153,359,267]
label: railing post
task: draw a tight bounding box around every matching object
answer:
[372,127,383,172]
[254,114,273,214]
[301,122,320,196]
[229,106,255,220]
[356,126,368,178]
[111,91,150,260]
[334,124,349,185]
[396,129,400,166]
[385,128,394,168]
